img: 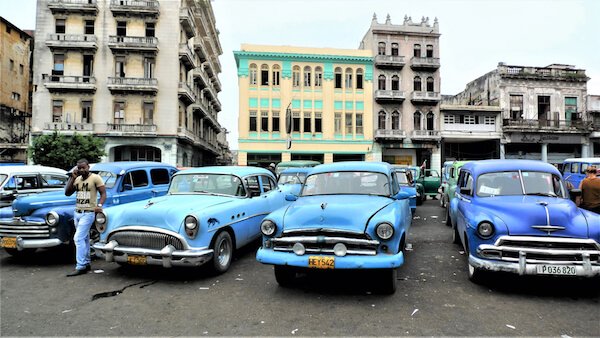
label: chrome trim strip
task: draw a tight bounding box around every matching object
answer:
[273,247,377,256]
[282,228,365,235]
[106,226,193,250]
[479,244,600,256]
[213,212,270,233]
[272,236,379,246]
[16,238,63,249]
[494,236,600,249]
[0,220,46,226]
[531,225,566,233]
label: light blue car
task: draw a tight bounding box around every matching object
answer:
[93,166,289,274]
[256,162,413,294]
[277,167,312,196]
[392,167,417,214]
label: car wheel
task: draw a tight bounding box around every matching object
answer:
[452,223,461,244]
[467,262,486,284]
[211,231,233,274]
[439,194,445,208]
[274,265,296,287]
[4,248,36,257]
[416,194,423,206]
[375,268,397,294]
[445,208,452,227]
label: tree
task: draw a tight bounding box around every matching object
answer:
[28,132,106,170]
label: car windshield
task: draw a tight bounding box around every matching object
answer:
[278,172,307,185]
[0,174,7,186]
[169,173,245,197]
[394,171,409,185]
[301,171,390,197]
[93,171,117,189]
[476,171,566,198]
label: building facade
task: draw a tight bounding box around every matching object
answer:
[360,14,441,168]
[0,17,32,163]
[588,94,600,157]
[234,44,374,167]
[449,63,592,165]
[32,0,226,166]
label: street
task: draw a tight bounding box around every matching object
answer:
[1,199,599,336]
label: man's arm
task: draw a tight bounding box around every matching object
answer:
[65,171,78,196]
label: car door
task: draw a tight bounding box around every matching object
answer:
[238,175,270,244]
[455,171,474,247]
[148,168,172,197]
[116,169,154,204]
[423,169,441,194]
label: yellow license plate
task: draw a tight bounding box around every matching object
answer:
[127,255,147,265]
[308,256,335,269]
[1,237,17,249]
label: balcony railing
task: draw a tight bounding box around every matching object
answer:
[502,119,591,131]
[411,91,441,102]
[375,90,405,102]
[46,33,97,50]
[193,38,208,62]
[375,129,406,139]
[108,36,158,52]
[498,65,587,81]
[412,130,441,139]
[105,123,156,133]
[107,77,158,93]
[47,0,97,14]
[180,7,196,38]
[177,127,219,154]
[44,122,93,131]
[178,82,196,104]
[179,43,196,69]
[410,57,440,69]
[42,74,96,91]
[109,0,159,16]
[193,67,210,88]
[374,55,405,68]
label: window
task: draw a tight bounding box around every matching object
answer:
[391,75,399,90]
[261,111,268,131]
[260,176,275,193]
[426,112,435,130]
[272,65,280,86]
[484,116,495,125]
[249,64,257,85]
[427,77,434,92]
[115,56,125,77]
[413,44,421,57]
[315,67,323,87]
[303,66,311,87]
[9,59,14,71]
[52,100,63,122]
[42,174,68,188]
[378,111,386,129]
[356,69,363,89]
[444,114,455,124]
[53,54,64,76]
[426,45,433,58]
[303,112,311,133]
[345,68,353,89]
[292,66,300,87]
[150,168,170,185]
[414,76,422,91]
[334,67,342,88]
[345,113,353,134]
[261,64,269,86]
[391,43,399,56]
[85,20,94,34]
[414,111,422,130]
[246,176,261,197]
[123,170,149,189]
[565,97,578,121]
[334,113,342,133]
[292,112,300,132]
[356,113,363,134]
[378,42,386,55]
[378,75,386,90]
[271,111,280,132]
[55,19,65,34]
[315,112,322,133]
[145,22,155,37]
[464,115,475,124]
[11,92,21,101]
[143,102,154,125]
[81,101,92,123]
[510,95,523,120]
[114,101,125,124]
[19,64,24,75]
[116,21,126,36]
[249,111,257,131]
[143,57,155,78]
[392,111,400,130]
[538,95,550,121]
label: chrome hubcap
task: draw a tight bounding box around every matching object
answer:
[217,238,230,267]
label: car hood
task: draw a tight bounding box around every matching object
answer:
[109,194,234,233]
[282,195,393,233]
[477,196,590,238]
[12,190,74,217]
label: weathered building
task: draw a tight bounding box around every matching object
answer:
[32,0,228,166]
[588,94,600,156]
[360,14,441,168]
[0,17,32,163]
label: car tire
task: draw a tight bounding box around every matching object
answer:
[452,223,461,244]
[467,262,486,285]
[439,194,445,208]
[375,268,397,294]
[274,265,295,287]
[4,248,36,257]
[445,208,452,227]
[211,231,233,274]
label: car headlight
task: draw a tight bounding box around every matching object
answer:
[45,211,59,226]
[260,220,276,236]
[376,222,394,240]
[184,215,198,230]
[95,212,107,233]
[477,221,494,238]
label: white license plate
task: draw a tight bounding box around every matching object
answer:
[536,265,576,276]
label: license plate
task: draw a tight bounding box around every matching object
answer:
[536,265,576,276]
[127,255,147,266]
[1,237,17,249]
[308,256,335,269]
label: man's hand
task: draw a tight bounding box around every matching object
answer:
[72,168,80,177]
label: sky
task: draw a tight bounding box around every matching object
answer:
[2,0,599,150]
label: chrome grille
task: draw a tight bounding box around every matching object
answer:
[480,236,600,263]
[0,223,50,238]
[108,230,185,250]
[272,229,379,255]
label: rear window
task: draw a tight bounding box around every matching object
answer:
[123,170,149,188]
[41,174,68,187]
[150,168,170,185]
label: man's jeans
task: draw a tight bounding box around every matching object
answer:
[73,211,95,270]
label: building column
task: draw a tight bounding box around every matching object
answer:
[431,147,441,172]
[499,143,505,159]
[541,143,548,162]
[324,153,333,163]
[237,151,247,166]
[281,152,291,162]
[371,142,383,162]
[581,142,590,158]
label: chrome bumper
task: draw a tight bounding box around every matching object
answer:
[93,240,213,268]
[469,254,600,277]
[16,237,63,250]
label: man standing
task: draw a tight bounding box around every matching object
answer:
[64,159,106,276]
[579,166,600,214]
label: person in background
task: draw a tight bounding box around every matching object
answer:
[579,166,600,214]
[268,163,277,176]
[64,159,107,276]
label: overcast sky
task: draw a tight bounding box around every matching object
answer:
[2,0,599,149]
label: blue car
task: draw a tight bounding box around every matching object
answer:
[277,167,312,196]
[0,162,177,257]
[256,162,413,294]
[93,166,289,273]
[448,159,600,284]
[392,167,417,214]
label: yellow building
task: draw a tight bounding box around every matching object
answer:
[234,44,374,166]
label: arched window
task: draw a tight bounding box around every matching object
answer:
[378,74,386,90]
[292,66,300,87]
[314,66,323,87]
[427,77,434,92]
[378,42,386,55]
[392,111,400,130]
[413,44,421,57]
[345,67,353,89]
[426,112,435,130]
[272,64,280,86]
[356,68,363,89]
[426,44,434,58]
[303,66,311,87]
[391,43,399,56]
[378,111,386,129]
[334,67,342,88]
[391,75,400,91]
[249,64,257,85]
[260,64,269,86]
[413,76,422,91]
[414,111,422,130]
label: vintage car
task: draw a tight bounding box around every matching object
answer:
[0,165,68,208]
[256,162,413,293]
[395,165,424,205]
[448,159,600,283]
[0,162,177,256]
[275,160,320,175]
[417,168,441,201]
[392,167,417,214]
[562,157,600,189]
[93,166,288,273]
[277,167,312,195]
[440,161,470,209]
[438,161,454,206]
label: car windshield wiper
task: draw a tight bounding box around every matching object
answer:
[525,192,557,197]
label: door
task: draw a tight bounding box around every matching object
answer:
[240,175,269,243]
[115,169,153,205]
[455,171,474,249]
[423,169,441,195]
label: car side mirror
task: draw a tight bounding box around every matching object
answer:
[285,194,297,202]
[459,187,472,195]
[395,190,411,200]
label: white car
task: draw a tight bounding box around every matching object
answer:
[0,165,68,208]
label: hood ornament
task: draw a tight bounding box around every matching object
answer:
[532,201,564,235]
[320,202,327,210]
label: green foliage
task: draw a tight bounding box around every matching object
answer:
[28,132,106,170]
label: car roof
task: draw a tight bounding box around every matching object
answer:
[563,158,600,163]
[310,161,392,175]
[176,166,273,177]
[0,165,67,176]
[92,161,176,174]
[276,160,320,167]
[280,167,313,174]
[461,159,561,177]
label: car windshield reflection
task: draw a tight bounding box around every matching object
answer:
[169,173,246,197]
[476,171,566,198]
[93,171,117,189]
[301,171,390,197]
[278,173,307,185]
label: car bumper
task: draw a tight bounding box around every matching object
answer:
[256,247,404,269]
[93,240,213,268]
[469,255,600,277]
[1,219,64,249]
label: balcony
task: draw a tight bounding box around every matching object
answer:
[191,102,219,129]
[212,76,222,92]
[410,57,440,70]
[411,91,441,104]
[193,67,210,88]
[411,130,441,140]
[193,38,208,62]
[375,90,405,102]
[177,127,219,155]
[108,36,158,53]
[179,43,196,69]
[46,34,97,51]
[42,74,96,92]
[180,7,196,38]
[47,0,97,15]
[44,122,93,132]
[375,129,406,140]
[374,55,405,68]
[107,77,157,93]
[109,0,159,17]
[502,119,592,133]
[178,82,196,105]
[104,123,157,135]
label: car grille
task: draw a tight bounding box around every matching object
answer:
[0,223,50,238]
[108,230,185,250]
[271,228,379,255]
[479,236,600,263]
